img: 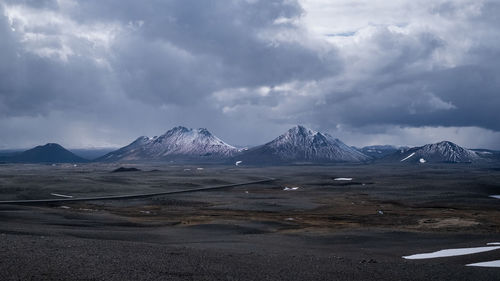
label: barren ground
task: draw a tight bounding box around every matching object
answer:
[0,163,499,280]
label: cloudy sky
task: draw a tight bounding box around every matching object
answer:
[1,0,499,149]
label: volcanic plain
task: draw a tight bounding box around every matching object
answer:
[0,163,499,280]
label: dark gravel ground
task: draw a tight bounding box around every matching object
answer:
[0,163,500,280]
[0,231,499,281]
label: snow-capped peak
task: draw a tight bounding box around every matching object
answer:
[288,125,318,136]
[98,126,237,162]
[242,125,370,163]
[398,140,480,163]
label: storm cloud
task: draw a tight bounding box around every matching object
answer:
[0,0,499,149]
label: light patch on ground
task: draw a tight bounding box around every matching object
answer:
[334,178,352,181]
[50,193,73,198]
[417,218,479,229]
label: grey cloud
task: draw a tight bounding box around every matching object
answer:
[293,17,500,132]
[2,0,58,9]
[0,5,113,117]
[0,0,340,109]
[0,0,499,149]
[103,0,340,105]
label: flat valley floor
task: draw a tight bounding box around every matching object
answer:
[0,163,499,280]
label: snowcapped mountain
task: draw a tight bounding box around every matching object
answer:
[98,126,238,162]
[3,143,88,163]
[234,125,371,164]
[395,141,481,163]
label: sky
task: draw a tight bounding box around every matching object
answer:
[0,0,499,149]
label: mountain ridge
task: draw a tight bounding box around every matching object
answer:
[1,127,495,164]
[390,140,481,163]
[233,125,371,164]
[1,143,88,163]
[97,126,238,162]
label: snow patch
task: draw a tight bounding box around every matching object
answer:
[490,195,500,199]
[283,186,300,191]
[235,160,242,166]
[50,193,73,198]
[419,158,426,163]
[466,260,500,268]
[400,152,415,162]
[403,246,500,259]
[334,178,352,181]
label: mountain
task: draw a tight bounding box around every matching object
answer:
[470,149,500,162]
[391,141,481,163]
[97,126,238,162]
[361,145,409,159]
[4,143,88,163]
[234,125,371,164]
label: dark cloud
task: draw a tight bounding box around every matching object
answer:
[0,4,112,117]
[99,0,339,105]
[0,0,499,149]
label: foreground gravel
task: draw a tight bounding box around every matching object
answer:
[0,232,499,281]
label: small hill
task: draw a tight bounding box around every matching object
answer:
[391,141,481,163]
[8,143,88,163]
[111,167,142,173]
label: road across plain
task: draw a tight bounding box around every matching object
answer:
[0,177,276,205]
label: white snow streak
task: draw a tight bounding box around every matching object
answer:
[50,193,73,198]
[403,246,500,259]
[400,152,415,162]
[466,260,500,268]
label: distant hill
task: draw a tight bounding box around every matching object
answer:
[97,126,238,162]
[386,141,482,163]
[4,143,88,163]
[470,149,500,162]
[360,145,409,159]
[234,125,370,165]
